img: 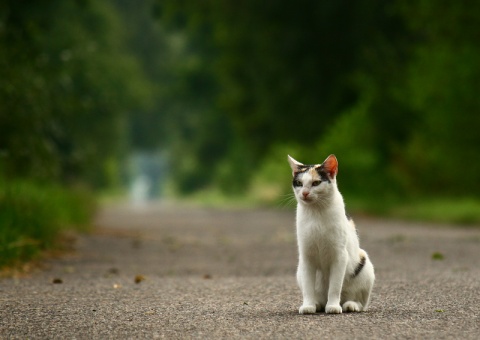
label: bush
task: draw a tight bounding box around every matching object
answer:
[0,179,95,268]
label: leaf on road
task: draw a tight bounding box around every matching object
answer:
[134,275,146,283]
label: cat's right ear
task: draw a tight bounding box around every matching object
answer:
[322,154,338,179]
[288,155,303,176]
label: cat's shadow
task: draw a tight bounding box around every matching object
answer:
[263,309,378,318]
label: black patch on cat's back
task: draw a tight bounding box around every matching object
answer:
[352,255,366,278]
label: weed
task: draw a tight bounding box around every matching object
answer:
[0,178,95,268]
[432,252,445,260]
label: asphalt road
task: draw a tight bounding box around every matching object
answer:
[1,202,479,339]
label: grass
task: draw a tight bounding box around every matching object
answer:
[177,186,480,227]
[387,198,480,226]
[339,196,480,226]
[325,195,480,226]
[0,178,95,269]
[171,186,262,210]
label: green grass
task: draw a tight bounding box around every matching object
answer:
[179,187,480,227]
[172,187,260,210]
[388,198,480,225]
[0,179,95,268]
[346,196,480,226]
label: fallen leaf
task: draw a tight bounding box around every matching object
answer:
[134,275,146,284]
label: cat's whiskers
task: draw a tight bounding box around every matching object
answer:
[277,193,297,208]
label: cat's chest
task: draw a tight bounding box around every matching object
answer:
[299,220,343,241]
[296,214,347,258]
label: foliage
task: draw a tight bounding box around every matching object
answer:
[157,0,480,203]
[389,198,480,225]
[0,0,152,188]
[0,0,156,267]
[0,178,94,268]
[1,0,480,264]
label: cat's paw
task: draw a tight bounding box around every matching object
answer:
[325,304,342,314]
[342,301,361,312]
[299,305,317,314]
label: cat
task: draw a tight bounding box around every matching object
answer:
[288,154,375,314]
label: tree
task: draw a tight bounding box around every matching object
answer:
[0,0,152,188]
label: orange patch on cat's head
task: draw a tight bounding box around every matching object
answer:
[308,167,321,180]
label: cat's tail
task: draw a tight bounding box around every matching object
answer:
[358,249,375,311]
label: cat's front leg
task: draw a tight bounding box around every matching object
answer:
[297,260,317,314]
[314,270,328,312]
[325,250,348,314]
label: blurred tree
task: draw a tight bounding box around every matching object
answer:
[157,0,407,194]
[110,0,237,193]
[397,1,480,195]
[160,1,392,153]
[158,0,480,199]
[0,0,152,188]
[314,1,480,197]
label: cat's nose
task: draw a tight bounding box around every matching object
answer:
[302,191,309,198]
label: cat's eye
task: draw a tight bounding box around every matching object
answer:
[312,180,321,186]
[293,180,302,187]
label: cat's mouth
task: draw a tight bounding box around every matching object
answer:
[301,197,314,203]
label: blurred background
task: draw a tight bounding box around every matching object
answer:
[1,1,480,266]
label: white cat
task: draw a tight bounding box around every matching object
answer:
[288,154,375,314]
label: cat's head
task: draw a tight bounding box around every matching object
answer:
[287,154,338,205]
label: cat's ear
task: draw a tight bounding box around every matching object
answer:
[322,154,338,179]
[287,155,303,176]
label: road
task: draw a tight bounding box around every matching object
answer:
[1,202,479,339]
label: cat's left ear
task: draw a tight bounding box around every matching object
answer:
[322,154,338,179]
[287,155,303,176]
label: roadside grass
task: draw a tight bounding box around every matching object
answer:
[0,179,95,269]
[177,186,480,227]
[173,187,259,210]
[387,198,480,226]
[317,196,480,226]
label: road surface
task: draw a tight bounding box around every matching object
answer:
[1,203,479,339]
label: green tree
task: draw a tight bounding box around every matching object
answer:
[397,1,480,195]
[157,0,480,199]
[0,0,152,188]
[157,0,407,194]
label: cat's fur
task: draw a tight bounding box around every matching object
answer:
[288,154,375,314]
